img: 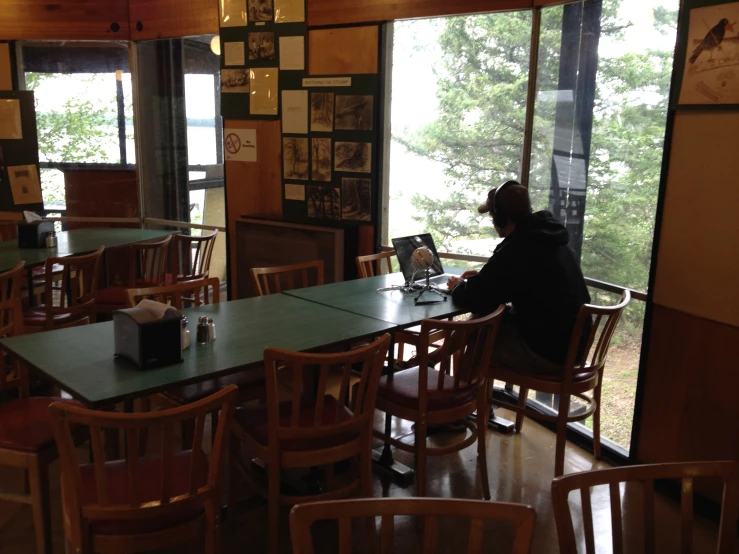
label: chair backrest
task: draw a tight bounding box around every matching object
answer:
[126,277,220,309]
[262,334,390,452]
[562,290,630,384]
[42,246,104,325]
[48,385,237,534]
[356,250,396,278]
[0,262,26,396]
[289,497,537,554]
[551,461,739,554]
[172,230,218,282]
[251,260,324,296]
[127,235,172,288]
[414,306,505,410]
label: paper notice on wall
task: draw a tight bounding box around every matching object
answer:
[279,36,305,71]
[0,99,22,139]
[220,0,247,27]
[281,90,308,134]
[284,183,305,201]
[8,164,42,205]
[249,68,279,115]
[224,129,257,162]
[224,42,246,66]
[302,77,352,88]
[274,0,304,22]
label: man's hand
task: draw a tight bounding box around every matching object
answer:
[446,270,479,290]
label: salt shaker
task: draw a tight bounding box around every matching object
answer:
[196,316,209,344]
[181,317,191,350]
[208,317,216,342]
[45,231,57,248]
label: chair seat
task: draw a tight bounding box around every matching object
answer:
[235,396,356,451]
[163,370,265,404]
[70,450,207,535]
[377,367,477,411]
[30,264,64,278]
[0,397,81,452]
[95,286,127,306]
[23,306,89,327]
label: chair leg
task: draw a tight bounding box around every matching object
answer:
[593,380,603,460]
[267,462,281,554]
[554,396,571,477]
[477,395,491,500]
[361,443,377,554]
[397,341,405,363]
[515,387,528,433]
[204,502,220,554]
[27,457,52,554]
[415,421,427,498]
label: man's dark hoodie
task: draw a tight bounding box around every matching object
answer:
[451,211,591,365]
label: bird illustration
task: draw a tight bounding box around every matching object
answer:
[689,18,735,64]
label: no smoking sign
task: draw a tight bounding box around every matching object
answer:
[224,129,257,162]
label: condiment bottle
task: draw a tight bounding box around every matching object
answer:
[208,317,216,342]
[181,317,191,350]
[45,231,57,248]
[196,316,209,344]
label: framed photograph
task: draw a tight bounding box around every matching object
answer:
[335,95,373,130]
[335,142,371,173]
[283,137,309,180]
[220,69,250,93]
[311,138,332,181]
[678,2,739,105]
[247,0,274,22]
[341,178,371,221]
[310,92,334,132]
[307,185,341,220]
[249,32,275,60]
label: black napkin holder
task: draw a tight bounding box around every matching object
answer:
[113,307,183,369]
[17,221,55,248]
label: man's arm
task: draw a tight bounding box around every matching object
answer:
[451,255,513,314]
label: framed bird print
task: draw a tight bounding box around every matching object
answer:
[678,1,739,105]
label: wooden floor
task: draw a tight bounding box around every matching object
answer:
[0,407,733,553]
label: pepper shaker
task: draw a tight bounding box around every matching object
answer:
[196,316,209,344]
[45,231,57,248]
[208,317,216,342]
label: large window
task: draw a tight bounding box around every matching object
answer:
[20,42,134,211]
[386,0,678,451]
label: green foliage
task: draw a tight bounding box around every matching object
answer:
[396,1,678,341]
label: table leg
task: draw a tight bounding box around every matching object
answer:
[372,333,415,486]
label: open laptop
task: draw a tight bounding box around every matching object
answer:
[391,233,454,290]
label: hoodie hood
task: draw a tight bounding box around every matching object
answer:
[515,211,569,245]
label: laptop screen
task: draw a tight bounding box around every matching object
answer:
[392,233,445,282]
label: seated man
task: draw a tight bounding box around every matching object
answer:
[447,181,591,375]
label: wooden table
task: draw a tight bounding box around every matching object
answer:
[0,294,395,409]
[282,270,465,329]
[0,227,173,272]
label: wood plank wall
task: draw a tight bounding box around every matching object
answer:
[0,43,12,91]
[0,0,130,40]
[129,0,218,40]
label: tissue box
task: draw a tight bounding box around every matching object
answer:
[17,221,55,249]
[113,308,183,369]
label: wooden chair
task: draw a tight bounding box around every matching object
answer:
[96,235,172,315]
[48,385,238,554]
[374,307,505,499]
[126,278,264,441]
[488,291,630,477]
[356,250,396,277]
[0,261,85,554]
[23,246,105,332]
[355,251,443,363]
[290,497,537,554]
[168,230,218,284]
[551,461,739,554]
[126,277,221,308]
[251,259,324,296]
[230,334,392,554]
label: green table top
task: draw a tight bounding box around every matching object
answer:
[0,294,395,407]
[283,269,466,329]
[0,228,173,272]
